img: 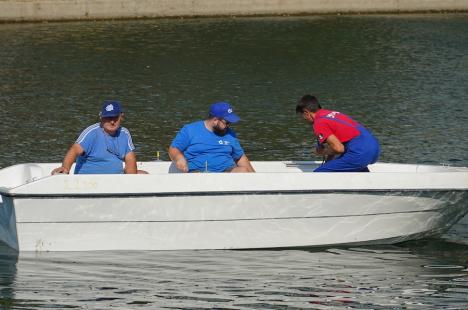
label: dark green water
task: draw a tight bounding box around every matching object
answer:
[1,15,467,165]
[1,14,468,309]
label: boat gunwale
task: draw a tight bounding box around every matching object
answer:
[1,188,467,198]
[1,162,468,196]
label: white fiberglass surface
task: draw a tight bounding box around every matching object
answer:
[13,193,448,223]
[1,162,467,191]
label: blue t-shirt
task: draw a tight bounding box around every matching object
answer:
[74,123,135,174]
[171,120,245,172]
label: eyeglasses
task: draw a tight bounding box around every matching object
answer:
[219,119,231,127]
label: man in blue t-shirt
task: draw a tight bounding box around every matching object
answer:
[51,100,139,175]
[169,102,255,173]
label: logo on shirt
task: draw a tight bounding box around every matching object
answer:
[326,111,339,118]
[106,104,114,112]
[218,140,230,145]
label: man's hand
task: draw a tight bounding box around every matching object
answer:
[168,146,189,172]
[315,144,326,156]
[175,156,188,172]
[51,143,84,175]
[232,154,255,173]
[315,135,345,158]
[51,166,69,175]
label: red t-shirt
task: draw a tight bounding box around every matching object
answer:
[313,109,361,144]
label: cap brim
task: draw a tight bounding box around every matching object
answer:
[101,112,121,118]
[224,113,240,123]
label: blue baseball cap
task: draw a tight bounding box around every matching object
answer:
[100,100,123,118]
[209,101,240,123]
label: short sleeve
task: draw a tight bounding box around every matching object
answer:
[76,125,98,155]
[229,131,244,161]
[170,125,191,152]
[314,122,333,144]
[121,128,135,157]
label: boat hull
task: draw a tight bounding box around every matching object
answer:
[1,161,468,252]
[3,190,467,252]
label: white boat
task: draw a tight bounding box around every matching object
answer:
[1,161,468,252]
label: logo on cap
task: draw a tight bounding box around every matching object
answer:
[228,108,232,113]
[100,100,123,117]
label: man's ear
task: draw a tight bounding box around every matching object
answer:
[120,112,125,119]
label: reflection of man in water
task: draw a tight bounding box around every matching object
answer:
[169,102,255,173]
[51,101,138,175]
[296,95,380,172]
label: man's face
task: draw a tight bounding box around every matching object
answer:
[101,114,123,134]
[302,110,314,124]
[213,118,231,136]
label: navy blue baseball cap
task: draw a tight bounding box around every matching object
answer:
[100,100,123,117]
[209,101,240,123]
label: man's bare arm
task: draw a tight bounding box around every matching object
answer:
[51,143,84,174]
[168,146,188,172]
[124,151,137,174]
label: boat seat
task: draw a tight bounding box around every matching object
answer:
[25,164,46,183]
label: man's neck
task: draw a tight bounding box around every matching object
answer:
[203,119,215,132]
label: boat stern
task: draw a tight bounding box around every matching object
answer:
[0,193,19,251]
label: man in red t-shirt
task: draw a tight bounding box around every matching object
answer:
[296,95,380,172]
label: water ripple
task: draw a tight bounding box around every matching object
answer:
[1,245,467,309]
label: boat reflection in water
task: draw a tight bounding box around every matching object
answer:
[0,161,467,252]
[0,242,18,309]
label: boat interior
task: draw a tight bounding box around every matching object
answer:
[0,161,467,190]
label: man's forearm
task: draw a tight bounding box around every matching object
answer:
[61,145,81,172]
[169,147,183,161]
[124,151,137,174]
[168,147,188,172]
